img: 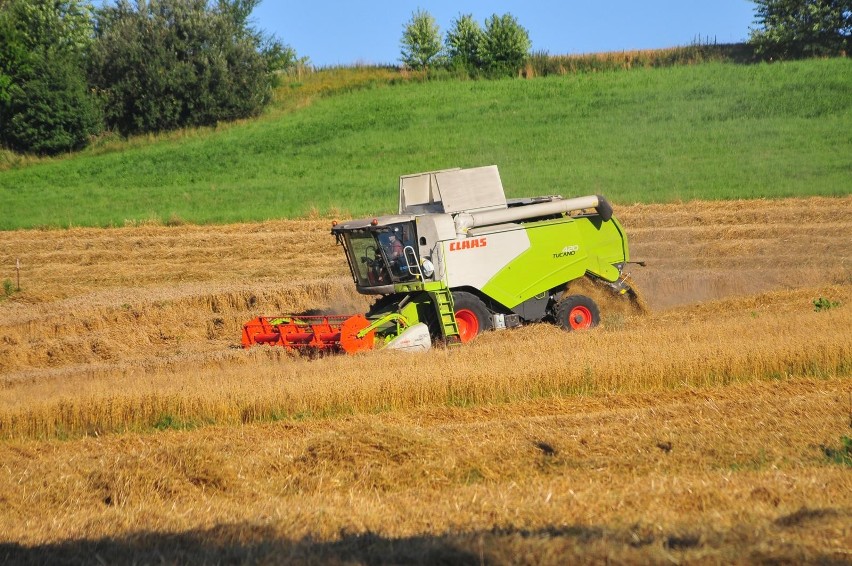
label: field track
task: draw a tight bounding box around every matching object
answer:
[1,197,850,563]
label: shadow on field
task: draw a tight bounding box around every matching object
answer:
[0,524,605,565]
[2,513,846,565]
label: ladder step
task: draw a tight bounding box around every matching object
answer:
[430,289,460,341]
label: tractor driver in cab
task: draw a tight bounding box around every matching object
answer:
[380,227,411,279]
[386,229,403,259]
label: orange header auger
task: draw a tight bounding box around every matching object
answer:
[241,314,377,354]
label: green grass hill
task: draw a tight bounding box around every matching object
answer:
[0,58,850,230]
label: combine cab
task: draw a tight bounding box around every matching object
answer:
[243,165,639,353]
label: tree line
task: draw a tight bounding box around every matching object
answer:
[0,0,300,155]
[399,2,850,74]
[400,10,531,76]
[1,1,848,157]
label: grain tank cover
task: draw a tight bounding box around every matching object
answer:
[399,165,508,215]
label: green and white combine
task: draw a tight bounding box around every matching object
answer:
[242,165,639,353]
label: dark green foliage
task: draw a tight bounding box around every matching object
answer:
[3,51,101,154]
[750,0,852,59]
[479,14,531,76]
[88,0,279,136]
[1,0,296,150]
[0,0,102,155]
[0,4,24,107]
[400,9,443,70]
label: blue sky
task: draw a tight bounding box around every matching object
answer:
[251,1,757,67]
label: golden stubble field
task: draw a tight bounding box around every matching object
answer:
[0,197,850,564]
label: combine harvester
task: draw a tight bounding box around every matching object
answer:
[243,165,639,354]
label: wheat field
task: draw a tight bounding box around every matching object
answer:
[0,197,850,564]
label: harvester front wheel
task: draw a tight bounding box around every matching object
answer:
[453,291,492,343]
[555,295,600,331]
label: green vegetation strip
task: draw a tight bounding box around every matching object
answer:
[1,59,850,229]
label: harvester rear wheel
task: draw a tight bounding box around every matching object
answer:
[555,295,600,331]
[453,291,492,343]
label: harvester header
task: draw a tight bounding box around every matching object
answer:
[242,165,638,354]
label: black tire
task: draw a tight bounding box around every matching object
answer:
[452,291,492,343]
[555,295,600,331]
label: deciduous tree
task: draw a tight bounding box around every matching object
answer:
[445,13,483,72]
[400,9,442,70]
[0,0,101,154]
[4,51,102,154]
[89,0,295,136]
[479,13,531,76]
[750,0,852,59]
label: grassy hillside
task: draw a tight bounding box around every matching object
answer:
[0,58,850,229]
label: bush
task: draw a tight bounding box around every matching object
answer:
[0,0,102,155]
[89,0,278,136]
[3,51,101,155]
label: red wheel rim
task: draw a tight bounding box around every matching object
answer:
[568,305,593,330]
[455,309,479,343]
